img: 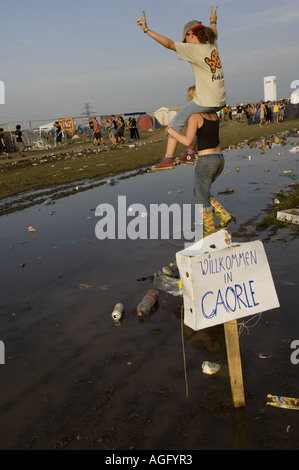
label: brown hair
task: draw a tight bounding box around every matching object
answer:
[195,27,216,45]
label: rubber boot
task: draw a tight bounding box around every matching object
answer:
[210,196,235,227]
[202,211,216,234]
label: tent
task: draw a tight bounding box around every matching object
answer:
[137,114,163,130]
[138,114,153,130]
[152,106,182,126]
[0,126,48,152]
[39,121,56,135]
[22,129,49,149]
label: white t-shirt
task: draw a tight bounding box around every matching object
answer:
[175,41,226,108]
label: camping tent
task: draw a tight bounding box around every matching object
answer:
[152,106,182,126]
[137,114,163,130]
[138,114,153,130]
[23,129,49,149]
[39,121,55,135]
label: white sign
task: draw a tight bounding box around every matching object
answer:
[176,230,280,331]
[0,81,4,104]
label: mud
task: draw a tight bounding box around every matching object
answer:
[0,135,299,450]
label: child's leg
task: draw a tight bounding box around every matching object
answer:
[152,103,222,171]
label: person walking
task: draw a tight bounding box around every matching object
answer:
[131,117,140,139]
[91,116,104,145]
[237,104,243,123]
[166,111,235,235]
[128,118,134,140]
[0,128,9,158]
[273,102,279,123]
[259,101,266,125]
[115,116,126,143]
[54,121,63,147]
[137,6,226,171]
[106,118,117,145]
[279,101,285,122]
[15,125,27,155]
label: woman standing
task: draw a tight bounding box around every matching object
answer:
[167,112,235,235]
[54,121,63,147]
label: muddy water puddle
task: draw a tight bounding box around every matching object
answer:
[0,140,299,450]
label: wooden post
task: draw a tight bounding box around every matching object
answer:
[224,319,245,408]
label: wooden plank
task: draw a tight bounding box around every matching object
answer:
[224,319,245,408]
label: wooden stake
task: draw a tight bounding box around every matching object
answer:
[224,319,245,408]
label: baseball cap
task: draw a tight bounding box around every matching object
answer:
[182,20,203,42]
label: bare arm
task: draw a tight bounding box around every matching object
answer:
[137,10,176,51]
[166,114,203,146]
[210,6,218,39]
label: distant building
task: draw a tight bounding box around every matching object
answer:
[264,76,277,102]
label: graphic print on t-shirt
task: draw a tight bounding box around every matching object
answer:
[205,50,222,74]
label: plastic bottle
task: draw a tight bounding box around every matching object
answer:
[137,290,158,317]
[111,303,124,322]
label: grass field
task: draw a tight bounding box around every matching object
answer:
[0,118,299,201]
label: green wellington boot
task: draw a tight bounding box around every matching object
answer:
[202,211,216,235]
[210,196,236,228]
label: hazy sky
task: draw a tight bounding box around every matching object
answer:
[1,0,298,124]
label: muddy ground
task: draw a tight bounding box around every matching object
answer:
[0,122,299,452]
[1,119,299,204]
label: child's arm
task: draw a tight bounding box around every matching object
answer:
[210,6,218,39]
[137,10,176,51]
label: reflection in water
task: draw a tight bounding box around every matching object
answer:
[0,138,299,449]
[184,324,225,354]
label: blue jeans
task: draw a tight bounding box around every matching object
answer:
[170,99,222,133]
[194,153,224,212]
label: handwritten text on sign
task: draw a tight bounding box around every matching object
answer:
[176,233,279,331]
[199,249,259,319]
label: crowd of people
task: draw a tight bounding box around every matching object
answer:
[89,115,140,146]
[0,97,292,160]
[220,100,288,125]
[0,114,143,158]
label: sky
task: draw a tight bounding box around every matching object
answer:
[1,0,298,125]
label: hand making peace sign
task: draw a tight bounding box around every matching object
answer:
[137,10,148,32]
